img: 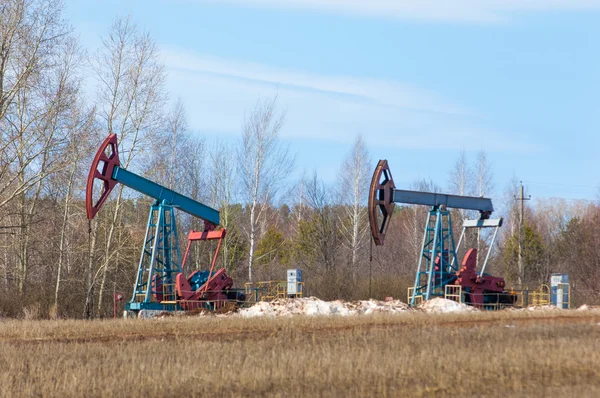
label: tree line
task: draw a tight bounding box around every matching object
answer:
[0,1,598,318]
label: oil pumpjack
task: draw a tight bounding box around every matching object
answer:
[368,160,515,307]
[86,134,244,316]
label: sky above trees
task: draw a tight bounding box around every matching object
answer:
[63,0,600,202]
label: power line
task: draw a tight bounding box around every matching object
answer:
[522,180,592,188]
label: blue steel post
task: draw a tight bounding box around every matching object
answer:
[127,203,184,312]
[445,212,457,273]
[168,205,182,288]
[411,211,431,306]
[410,207,459,304]
[144,206,163,303]
[424,211,440,300]
[132,210,153,303]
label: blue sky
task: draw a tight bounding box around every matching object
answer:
[65,0,600,203]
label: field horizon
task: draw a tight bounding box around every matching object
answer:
[2,310,600,397]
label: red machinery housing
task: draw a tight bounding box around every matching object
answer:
[176,269,233,310]
[455,248,514,307]
[174,228,244,310]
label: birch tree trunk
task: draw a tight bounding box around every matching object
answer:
[209,141,237,272]
[474,150,494,266]
[238,96,293,281]
[84,219,97,319]
[338,135,371,280]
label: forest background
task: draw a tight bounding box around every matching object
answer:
[1,0,598,318]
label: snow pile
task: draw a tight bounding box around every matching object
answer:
[238,297,410,318]
[526,305,562,311]
[419,298,477,313]
[339,299,411,315]
[575,304,600,311]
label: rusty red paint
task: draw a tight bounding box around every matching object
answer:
[176,268,233,311]
[86,134,120,219]
[176,228,230,311]
[368,159,396,246]
[456,248,509,305]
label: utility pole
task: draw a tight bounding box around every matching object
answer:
[514,182,530,286]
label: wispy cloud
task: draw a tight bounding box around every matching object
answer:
[192,0,600,23]
[162,48,464,115]
[162,47,539,152]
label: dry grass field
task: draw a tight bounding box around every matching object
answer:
[2,310,600,397]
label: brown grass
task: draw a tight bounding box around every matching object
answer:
[2,310,600,397]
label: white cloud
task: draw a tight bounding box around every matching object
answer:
[161,48,464,115]
[162,47,538,152]
[192,0,600,23]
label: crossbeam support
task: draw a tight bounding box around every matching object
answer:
[392,189,493,216]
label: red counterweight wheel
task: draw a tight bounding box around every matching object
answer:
[368,160,396,246]
[86,134,121,219]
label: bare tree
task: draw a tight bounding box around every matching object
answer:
[338,135,371,278]
[474,150,494,264]
[297,171,341,272]
[146,98,189,190]
[238,95,293,281]
[449,149,472,195]
[0,2,80,297]
[166,99,187,190]
[0,0,69,120]
[0,0,71,220]
[48,35,97,312]
[54,106,96,312]
[89,15,167,315]
[448,149,473,224]
[475,151,494,197]
[209,141,239,272]
[497,174,521,283]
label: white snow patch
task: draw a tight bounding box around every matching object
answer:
[223,296,600,318]
[419,298,477,313]
[526,305,562,312]
[237,297,410,318]
[575,304,600,311]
